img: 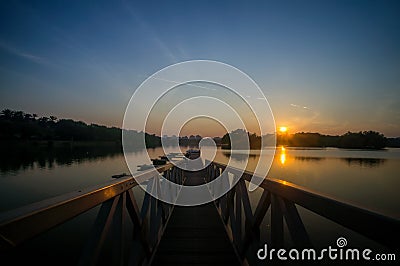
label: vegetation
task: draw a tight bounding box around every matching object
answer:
[1,109,397,149]
[0,109,160,148]
[278,131,387,149]
[178,135,202,147]
[221,129,262,149]
[0,141,122,174]
[387,137,400,148]
[221,130,390,149]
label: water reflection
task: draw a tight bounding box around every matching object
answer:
[0,142,126,174]
[280,146,286,165]
[292,155,386,169]
[221,151,257,162]
[2,145,393,176]
[0,145,398,224]
[294,156,325,162]
[342,157,386,168]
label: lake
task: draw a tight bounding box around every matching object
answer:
[0,145,399,265]
[1,145,399,218]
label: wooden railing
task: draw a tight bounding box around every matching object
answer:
[0,163,184,265]
[206,161,400,265]
[1,160,399,265]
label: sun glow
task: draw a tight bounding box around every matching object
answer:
[279,126,288,133]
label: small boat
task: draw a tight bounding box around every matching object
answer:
[137,164,153,171]
[185,149,201,159]
[166,153,185,160]
[168,152,183,157]
[151,158,167,165]
[159,156,169,161]
[112,173,129,179]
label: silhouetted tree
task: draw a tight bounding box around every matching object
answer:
[221,129,261,149]
[0,109,390,149]
[387,137,400,147]
[339,131,386,149]
[289,133,322,147]
[24,113,32,120]
[0,109,12,119]
[13,111,25,121]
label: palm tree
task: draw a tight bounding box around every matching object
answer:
[24,114,33,120]
[38,117,50,124]
[13,111,25,120]
[0,109,13,119]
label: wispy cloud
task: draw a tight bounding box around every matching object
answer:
[141,75,217,91]
[290,103,310,110]
[286,103,321,131]
[0,41,49,65]
[123,0,178,63]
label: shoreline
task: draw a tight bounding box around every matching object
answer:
[1,140,398,151]
[0,140,122,148]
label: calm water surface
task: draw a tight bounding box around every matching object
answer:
[216,147,400,219]
[1,146,399,219]
[1,145,399,265]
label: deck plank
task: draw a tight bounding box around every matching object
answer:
[151,162,240,266]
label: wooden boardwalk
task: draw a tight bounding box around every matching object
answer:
[151,164,240,266]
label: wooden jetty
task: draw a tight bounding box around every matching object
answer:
[152,161,240,265]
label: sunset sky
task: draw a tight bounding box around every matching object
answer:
[0,0,399,137]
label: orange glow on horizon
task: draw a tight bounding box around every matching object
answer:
[279,126,288,133]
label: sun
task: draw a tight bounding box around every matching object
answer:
[279,126,288,133]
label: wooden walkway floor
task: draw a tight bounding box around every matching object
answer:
[151,163,240,266]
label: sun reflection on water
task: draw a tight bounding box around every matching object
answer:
[280,146,286,165]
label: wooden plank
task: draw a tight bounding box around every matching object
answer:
[152,203,240,266]
[151,167,241,266]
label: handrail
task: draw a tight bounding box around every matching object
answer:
[209,161,400,250]
[2,159,399,265]
[0,163,176,251]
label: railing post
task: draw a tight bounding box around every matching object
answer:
[112,192,126,266]
[271,194,283,248]
[253,190,271,229]
[279,198,312,248]
[78,195,121,266]
[234,184,242,248]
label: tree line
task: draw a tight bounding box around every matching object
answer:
[0,109,161,148]
[221,129,262,149]
[277,131,391,149]
[1,109,399,149]
[222,130,399,149]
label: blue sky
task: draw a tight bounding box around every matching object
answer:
[0,0,399,136]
